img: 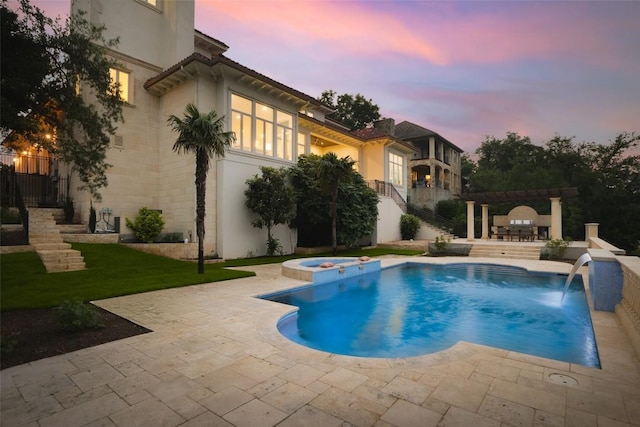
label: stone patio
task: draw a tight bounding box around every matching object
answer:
[2,257,639,426]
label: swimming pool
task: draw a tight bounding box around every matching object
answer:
[261,262,600,368]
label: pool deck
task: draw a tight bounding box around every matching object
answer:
[2,256,639,427]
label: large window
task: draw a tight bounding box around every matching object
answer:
[109,68,130,103]
[231,93,296,160]
[389,152,404,186]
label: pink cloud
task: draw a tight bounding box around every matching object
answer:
[198,1,447,64]
[199,1,635,69]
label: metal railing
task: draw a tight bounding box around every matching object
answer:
[1,166,29,242]
[0,165,68,208]
[367,180,407,212]
[406,203,456,234]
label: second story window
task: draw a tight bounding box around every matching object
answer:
[231,93,297,161]
[109,68,130,103]
[389,152,404,186]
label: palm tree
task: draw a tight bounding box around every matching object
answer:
[316,152,356,255]
[167,103,235,273]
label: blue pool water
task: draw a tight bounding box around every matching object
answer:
[262,263,600,368]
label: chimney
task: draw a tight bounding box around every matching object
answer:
[373,118,395,136]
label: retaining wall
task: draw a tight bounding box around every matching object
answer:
[616,256,640,360]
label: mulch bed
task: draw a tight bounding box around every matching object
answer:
[1,306,151,370]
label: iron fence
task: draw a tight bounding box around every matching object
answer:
[0,166,68,208]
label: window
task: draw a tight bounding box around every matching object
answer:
[276,111,293,161]
[230,93,297,161]
[231,94,252,151]
[389,152,404,186]
[297,132,307,158]
[109,68,130,103]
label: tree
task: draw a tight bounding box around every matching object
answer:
[471,132,551,192]
[1,0,123,200]
[580,132,640,249]
[460,153,476,193]
[167,104,235,273]
[289,154,378,250]
[468,131,640,250]
[244,167,296,256]
[316,153,357,255]
[318,90,381,131]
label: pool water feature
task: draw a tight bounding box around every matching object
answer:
[262,262,600,368]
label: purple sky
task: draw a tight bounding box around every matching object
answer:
[26,1,640,154]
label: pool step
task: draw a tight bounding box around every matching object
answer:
[468,244,540,260]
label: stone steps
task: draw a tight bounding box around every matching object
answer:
[58,224,87,234]
[32,242,73,251]
[468,244,540,260]
[28,208,86,273]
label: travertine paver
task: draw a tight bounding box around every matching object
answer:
[276,363,325,387]
[109,398,185,427]
[381,399,442,426]
[260,383,317,413]
[438,406,501,427]
[432,375,490,412]
[199,387,254,416]
[276,405,343,427]
[38,393,128,427]
[477,395,536,427]
[222,399,287,427]
[1,257,639,427]
[382,376,433,405]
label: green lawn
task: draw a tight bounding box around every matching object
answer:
[1,244,422,310]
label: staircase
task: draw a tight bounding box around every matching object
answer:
[29,208,86,272]
[468,243,541,260]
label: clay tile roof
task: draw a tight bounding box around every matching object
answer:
[144,51,329,111]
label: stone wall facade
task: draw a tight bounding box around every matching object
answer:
[122,243,198,260]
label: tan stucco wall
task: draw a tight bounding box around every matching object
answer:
[493,205,551,227]
[375,197,403,243]
[72,0,194,70]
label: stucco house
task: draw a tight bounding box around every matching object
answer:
[45,0,459,258]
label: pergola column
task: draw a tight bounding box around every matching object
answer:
[466,201,475,241]
[550,197,562,239]
[481,204,489,240]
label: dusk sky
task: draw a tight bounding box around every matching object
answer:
[27,1,640,154]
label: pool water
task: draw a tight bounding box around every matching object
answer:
[263,263,600,368]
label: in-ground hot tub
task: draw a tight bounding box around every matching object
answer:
[282,257,381,284]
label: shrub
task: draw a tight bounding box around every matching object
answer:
[0,206,21,224]
[55,298,104,331]
[63,198,74,223]
[266,235,283,256]
[1,334,16,355]
[434,235,451,252]
[400,214,421,240]
[89,205,97,233]
[126,207,164,243]
[162,232,182,242]
[544,238,571,260]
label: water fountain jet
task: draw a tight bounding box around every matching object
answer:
[561,252,592,304]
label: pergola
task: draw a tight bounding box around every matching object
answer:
[457,188,579,241]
